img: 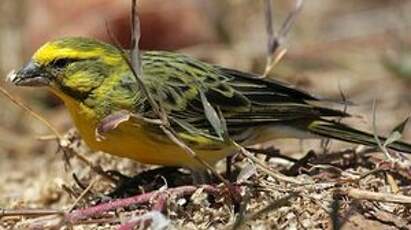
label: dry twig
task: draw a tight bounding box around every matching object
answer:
[68,178,100,212]
[233,193,296,229]
[235,143,304,185]
[0,85,117,184]
[338,188,411,205]
[262,0,303,77]
[118,0,225,182]
[0,85,62,139]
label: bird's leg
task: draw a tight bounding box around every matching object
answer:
[283,150,317,176]
[246,146,298,163]
[191,169,211,185]
[225,153,243,182]
[226,155,233,182]
[107,167,190,198]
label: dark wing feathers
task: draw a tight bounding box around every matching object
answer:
[219,67,319,103]
[141,52,348,139]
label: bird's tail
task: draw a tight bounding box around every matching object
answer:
[307,120,411,153]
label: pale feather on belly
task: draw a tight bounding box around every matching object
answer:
[244,125,318,145]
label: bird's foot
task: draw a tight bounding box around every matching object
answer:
[107,167,191,198]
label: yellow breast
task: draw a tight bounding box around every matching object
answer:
[52,89,233,170]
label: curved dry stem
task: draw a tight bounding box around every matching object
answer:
[0,86,62,139]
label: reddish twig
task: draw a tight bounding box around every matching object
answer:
[65,185,220,224]
[151,194,167,212]
[368,156,411,180]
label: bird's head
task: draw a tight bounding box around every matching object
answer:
[9,37,124,99]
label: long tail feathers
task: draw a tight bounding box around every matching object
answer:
[307,120,411,153]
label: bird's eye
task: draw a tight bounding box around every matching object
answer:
[52,58,78,69]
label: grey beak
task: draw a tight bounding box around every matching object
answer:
[10,60,50,87]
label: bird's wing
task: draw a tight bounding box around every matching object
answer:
[139,52,348,143]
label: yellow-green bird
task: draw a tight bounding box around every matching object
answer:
[9,37,411,177]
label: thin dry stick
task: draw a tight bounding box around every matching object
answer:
[371,99,393,160]
[37,134,59,141]
[277,0,303,40]
[265,0,275,60]
[263,49,288,78]
[130,0,141,76]
[125,0,226,181]
[263,0,277,77]
[0,209,63,218]
[0,86,116,184]
[0,86,62,139]
[319,82,350,153]
[248,193,295,220]
[235,143,304,185]
[340,187,411,204]
[128,0,162,120]
[59,137,117,184]
[160,126,230,185]
[68,178,100,212]
[262,0,303,77]
[74,153,116,184]
[272,48,287,66]
[233,193,296,229]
